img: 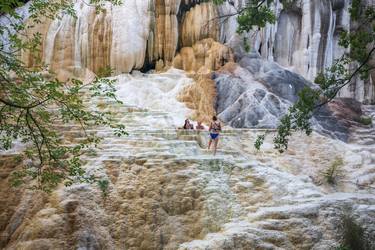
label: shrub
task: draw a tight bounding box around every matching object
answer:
[323,157,344,185]
[97,66,113,78]
[254,134,265,151]
[97,179,109,197]
[359,116,372,126]
[339,214,374,250]
[243,37,251,52]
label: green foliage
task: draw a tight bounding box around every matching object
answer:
[323,157,344,185]
[280,0,297,10]
[97,179,110,197]
[359,116,372,126]
[252,0,375,152]
[213,0,276,33]
[243,37,251,53]
[273,114,292,153]
[256,87,320,152]
[97,66,114,78]
[0,0,124,192]
[254,133,265,150]
[237,5,276,33]
[339,214,374,250]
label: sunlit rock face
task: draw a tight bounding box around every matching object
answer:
[18,0,152,74]
[17,0,226,76]
[178,75,217,123]
[147,0,180,66]
[173,38,234,73]
[179,2,220,47]
[19,0,150,76]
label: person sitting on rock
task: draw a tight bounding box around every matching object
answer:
[183,119,194,129]
[195,121,205,130]
[208,116,221,155]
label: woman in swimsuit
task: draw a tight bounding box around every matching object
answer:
[208,116,221,155]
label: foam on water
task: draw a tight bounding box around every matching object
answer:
[115,68,195,127]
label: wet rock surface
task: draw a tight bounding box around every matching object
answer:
[1,71,374,250]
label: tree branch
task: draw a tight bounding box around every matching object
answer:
[314,46,375,109]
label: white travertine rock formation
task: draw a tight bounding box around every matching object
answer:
[45,0,150,75]
[1,70,375,249]
[110,0,150,74]
[18,0,223,75]
[224,0,350,80]
[225,0,374,103]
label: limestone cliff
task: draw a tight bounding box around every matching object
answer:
[12,0,373,103]
[10,0,373,102]
[226,0,374,103]
[173,38,234,73]
[18,0,223,76]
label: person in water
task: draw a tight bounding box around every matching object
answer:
[195,121,205,130]
[208,116,221,155]
[183,119,194,129]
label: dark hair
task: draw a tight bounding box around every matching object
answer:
[212,116,217,121]
[183,119,190,129]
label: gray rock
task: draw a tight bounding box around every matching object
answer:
[215,58,308,128]
[215,57,364,142]
[313,98,363,141]
[239,55,314,102]
[215,72,289,128]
